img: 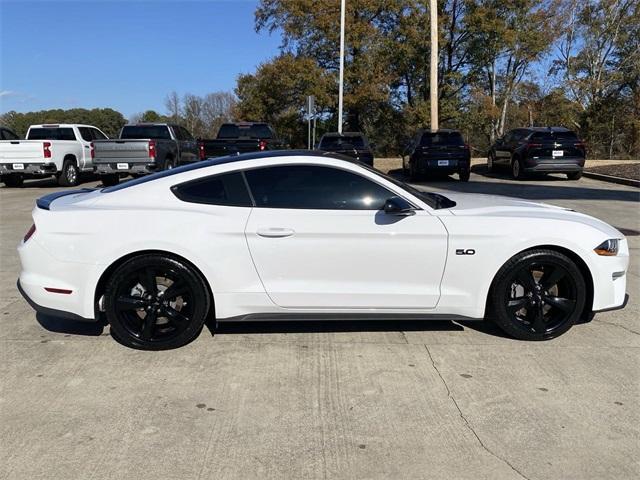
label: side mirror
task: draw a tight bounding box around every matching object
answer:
[495,138,503,145]
[383,196,415,216]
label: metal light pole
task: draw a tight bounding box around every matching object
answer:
[338,0,346,134]
[429,0,439,132]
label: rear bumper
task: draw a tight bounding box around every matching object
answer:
[0,162,57,176]
[94,161,159,175]
[523,157,585,173]
[17,279,94,322]
[414,157,470,174]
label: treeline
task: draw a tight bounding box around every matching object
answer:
[236,0,639,158]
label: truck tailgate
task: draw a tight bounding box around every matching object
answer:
[93,140,151,163]
[0,141,45,163]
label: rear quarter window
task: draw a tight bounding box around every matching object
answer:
[171,172,252,207]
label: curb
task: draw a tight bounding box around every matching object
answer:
[582,171,640,188]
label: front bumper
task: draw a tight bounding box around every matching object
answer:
[0,162,57,177]
[94,162,159,176]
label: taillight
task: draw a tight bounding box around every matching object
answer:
[463,143,470,150]
[24,224,36,243]
[526,143,542,149]
[90,142,95,160]
[43,142,51,158]
[575,141,586,152]
[148,140,156,159]
[198,142,205,160]
[259,140,267,151]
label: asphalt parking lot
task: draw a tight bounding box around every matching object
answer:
[1,169,638,480]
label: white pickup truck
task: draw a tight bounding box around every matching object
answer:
[0,124,109,187]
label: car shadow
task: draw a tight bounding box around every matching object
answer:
[1,174,100,189]
[388,166,640,203]
[36,313,105,336]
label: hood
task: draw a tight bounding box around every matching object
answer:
[440,192,623,238]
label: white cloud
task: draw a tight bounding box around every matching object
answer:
[0,90,17,98]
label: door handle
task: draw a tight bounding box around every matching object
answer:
[256,227,295,238]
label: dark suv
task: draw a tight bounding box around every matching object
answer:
[402,129,470,181]
[317,132,374,166]
[488,127,586,180]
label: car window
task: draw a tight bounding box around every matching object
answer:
[244,165,393,210]
[171,172,252,207]
[27,128,76,141]
[78,127,93,142]
[320,135,366,149]
[420,132,464,146]
[217,124,273,139]
[180,127,194,140]
[121,125,171,139]
[530,131,578,142]
[2,128,19,140]
[91,128,108,140]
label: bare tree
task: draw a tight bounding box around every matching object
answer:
[164,91,181,123]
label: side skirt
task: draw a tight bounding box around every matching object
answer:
[218,312,484,323]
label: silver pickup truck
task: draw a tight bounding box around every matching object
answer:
[92,123,199,186]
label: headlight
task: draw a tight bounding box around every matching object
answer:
[594,239,619,256]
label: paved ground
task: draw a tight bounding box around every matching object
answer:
[0,170,638,480]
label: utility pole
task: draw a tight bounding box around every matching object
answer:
[429,0,438,132]
[338,0,346,134]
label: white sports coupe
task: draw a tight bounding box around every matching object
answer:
[18,151,629,349]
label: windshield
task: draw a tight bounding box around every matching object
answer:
[121,125,171,140]
[320,135,366,149]
[217,124,273,139]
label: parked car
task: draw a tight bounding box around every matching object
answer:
[1,126,20,140]
[402,129,471,181]
[18,150,628,350]
[488,127,586,180]
[93,123,198,186]
[0,124,108,187]
[316,132,374,166]
[198,122,284,159]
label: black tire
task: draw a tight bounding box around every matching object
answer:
[164,157,176,171]
[408,160,420,181]
[489,249,586,341]
[487,153,495,173]
[567,171,582,180]
[104,254,211,350]
[459,170,470,182]
[58,159,79,187]
[101,174,120,187]
[401,157,408,176]
[511,157,525,180]
[2,175,24,188]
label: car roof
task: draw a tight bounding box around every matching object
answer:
[322,132,366,137]
[101,150,358,193]
[418,128,461,134]
[30,124,96,129]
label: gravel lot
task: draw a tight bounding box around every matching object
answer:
[1,170,639,480]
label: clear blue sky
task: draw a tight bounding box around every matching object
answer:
[0,0,282,118]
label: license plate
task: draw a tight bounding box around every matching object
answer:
[12,163,24,170]
[552,150,564,157]
[438,160,449,166]
[116,163,129,170]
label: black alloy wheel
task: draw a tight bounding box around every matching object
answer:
[490,249,586,340]
[105,255,210,350]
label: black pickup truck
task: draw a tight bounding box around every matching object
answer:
[198,122,284,159]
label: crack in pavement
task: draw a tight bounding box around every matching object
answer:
[424,345,531,480]
[594,318,640,336]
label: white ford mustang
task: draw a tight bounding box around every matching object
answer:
[17,151,629,349]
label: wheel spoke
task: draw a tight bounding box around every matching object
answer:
[540,266,566,290]
[543,295,575,313]
[140,310,157,340]
[162,281,189,301]
[515,268,536,292]
[116,295,146,311]
[507,297,528,313]
[164,306,189,326]
[139,268,157,296]
[528,306,546,333]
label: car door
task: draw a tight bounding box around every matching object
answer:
[76,127,94,169]
[177,126,198,164]
[244,164,448,309]
[494,131,514,165]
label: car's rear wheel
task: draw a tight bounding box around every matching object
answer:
[58,159,79,187]
[489,249,585,340]
[104,254,211,350]
[567,171,582,180]
[2,174,24,188]
[459,169,470,182]
[511,157,525,180]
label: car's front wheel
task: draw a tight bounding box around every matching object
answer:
[511,157,525,180]
[489,249,586,340]
[104,254,211,350]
